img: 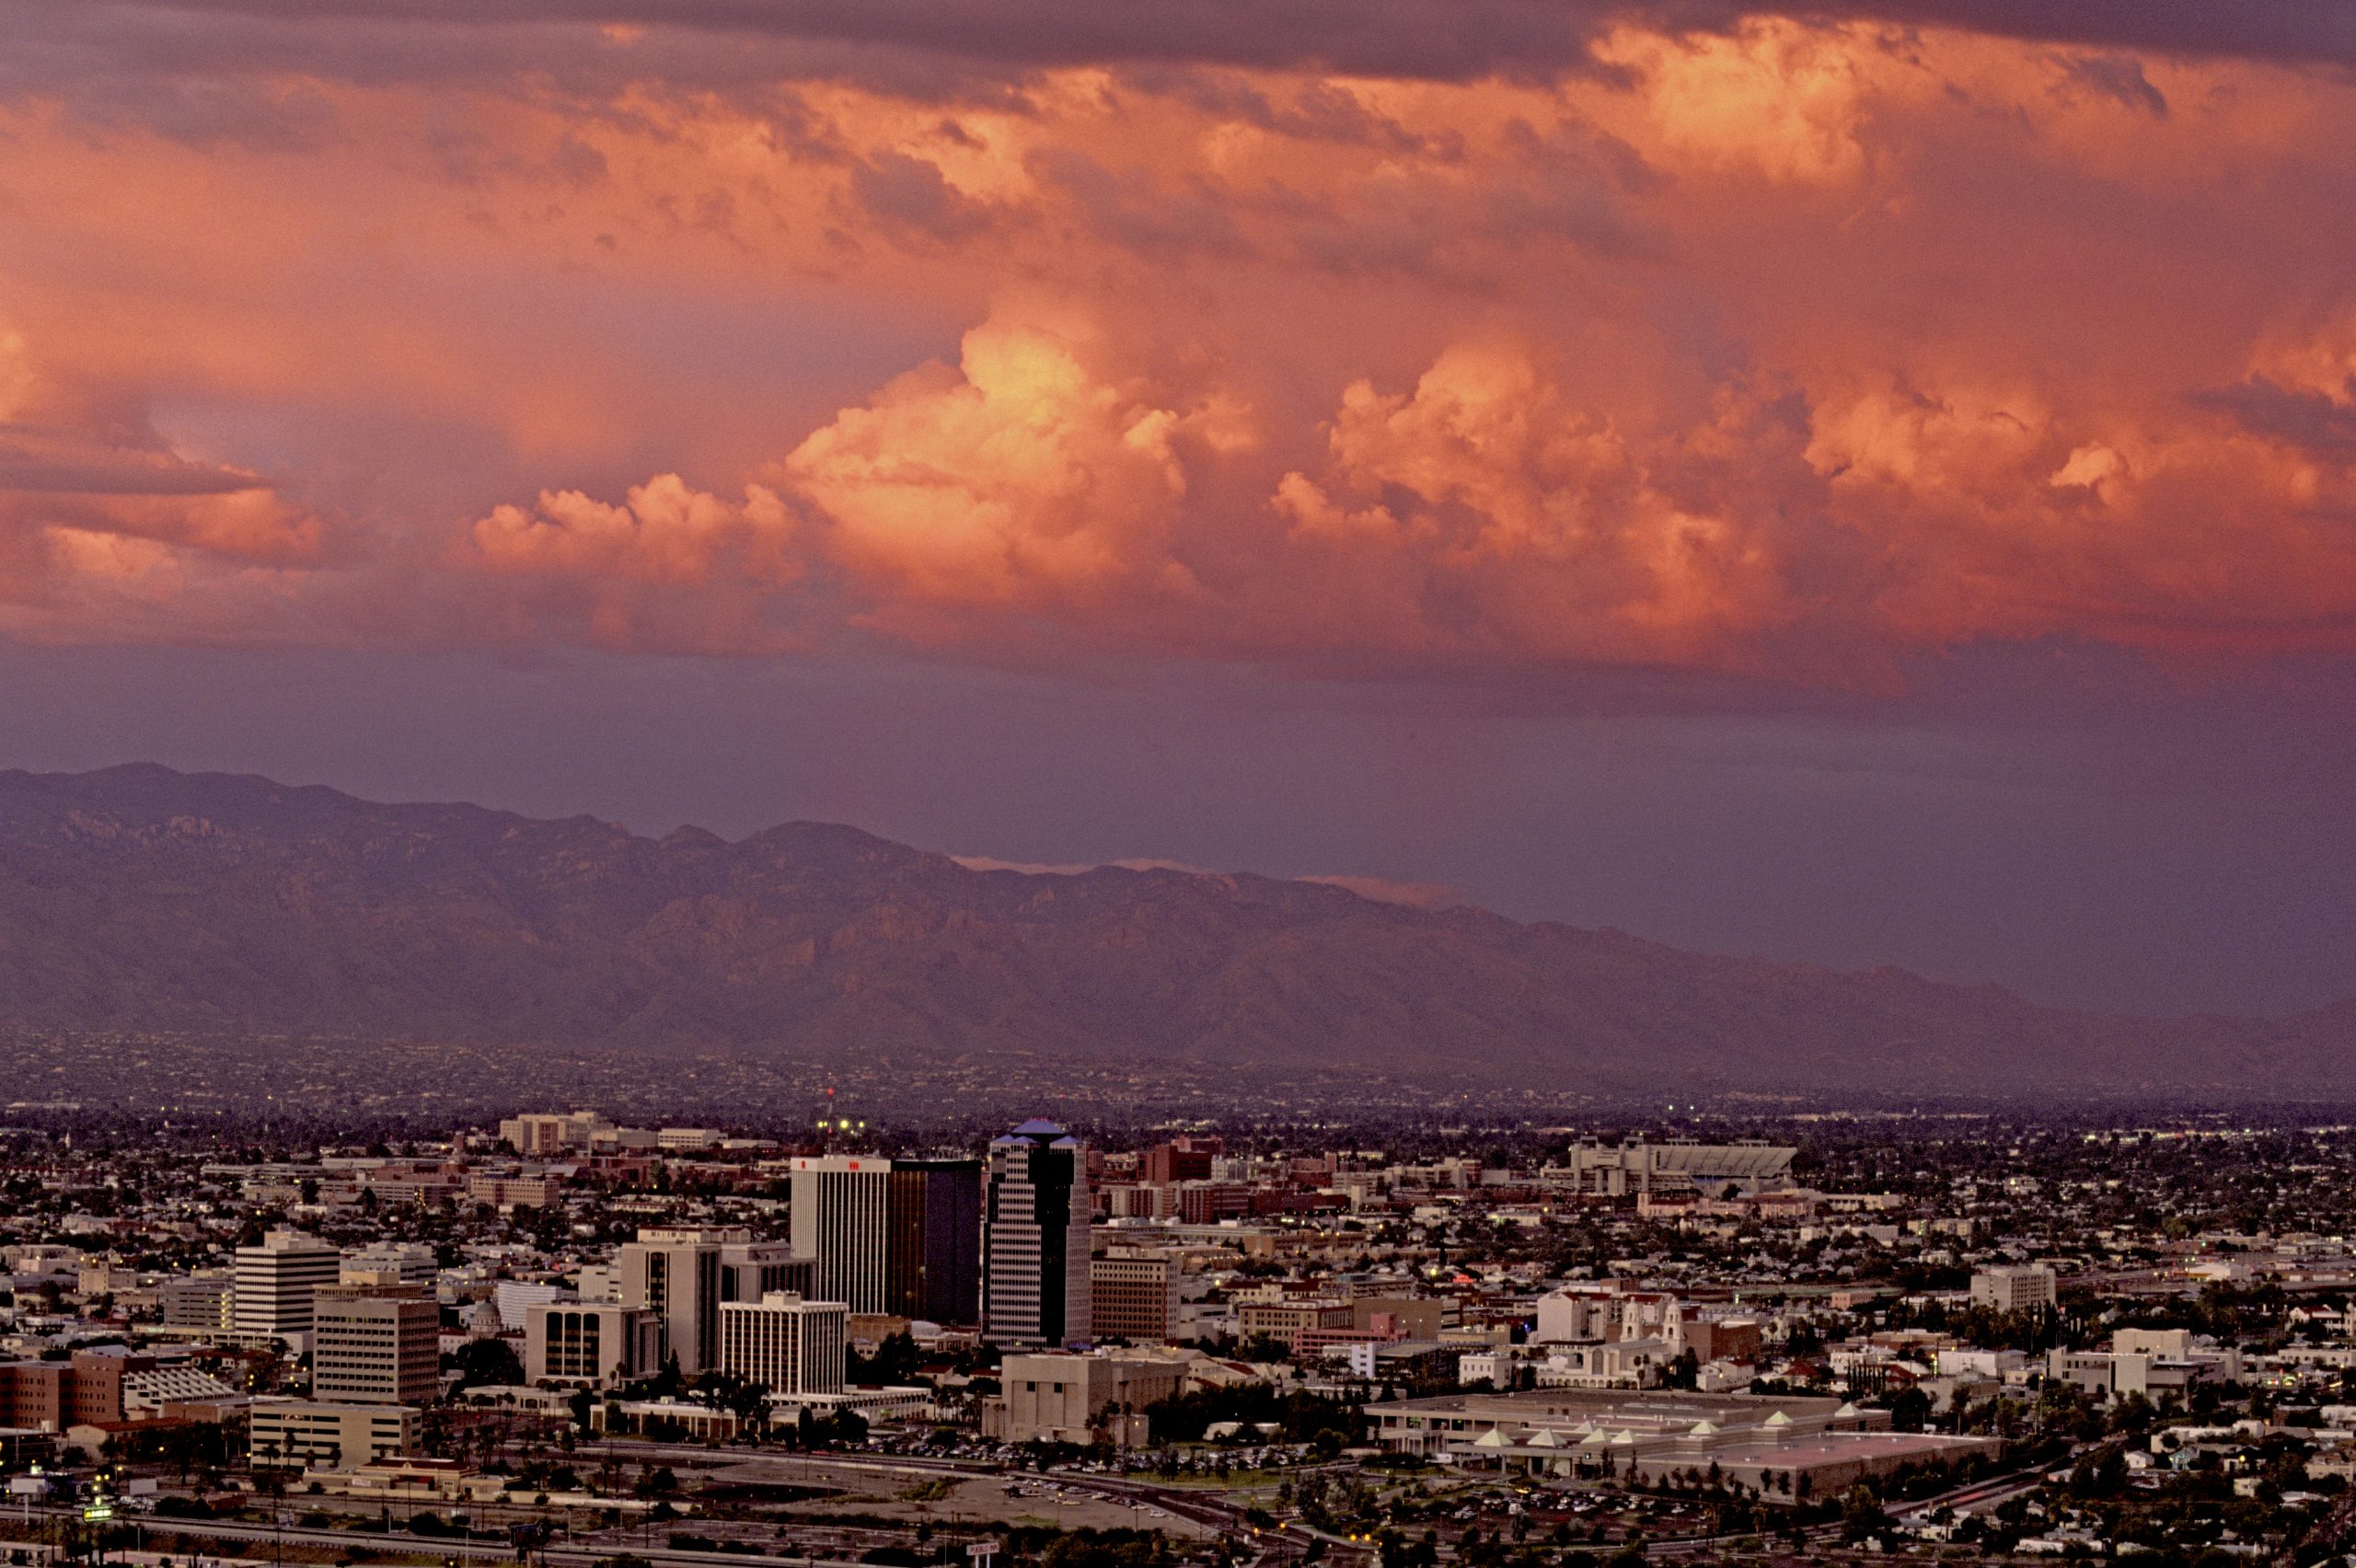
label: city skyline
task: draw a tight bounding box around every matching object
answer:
[2,7,2348,1561]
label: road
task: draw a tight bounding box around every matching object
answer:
[22,1503,888,1568]
[571,1442,1263,1544]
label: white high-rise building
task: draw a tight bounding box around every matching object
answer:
[717,1292,848,1397]
[790,1158,980,1322]
[982,1121,1091,1348]
[790,1158,892,1313]
[232,1230,342,1344]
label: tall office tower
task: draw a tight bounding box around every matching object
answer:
[890,1159,983,1324]
[232,1230,343,1343]
[717,1292,849,1397]
[791,1157,982,1321]
[311,1285,440,1405]
[982,1121,1091,1347]
[791,1158,889,1312]
[618,1228,726,1374]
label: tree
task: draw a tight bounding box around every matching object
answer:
[1840,1482,1885,1542]
[722,1379,770,1438]
[451,1337,525,1393]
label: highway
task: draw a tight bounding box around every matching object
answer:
[21,1503,895,1568]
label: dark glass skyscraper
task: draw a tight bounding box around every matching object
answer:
[887,1159,983,1323]
[982,1119,1091,1347]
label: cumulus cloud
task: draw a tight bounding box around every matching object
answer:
[472,474,798,586]
[464,475,805,653]
[780,312,1250,627]
[6,13,2356,679]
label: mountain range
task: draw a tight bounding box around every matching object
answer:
[0,763,2341,1099]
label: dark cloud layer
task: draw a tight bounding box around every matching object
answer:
[4,0,2351,93]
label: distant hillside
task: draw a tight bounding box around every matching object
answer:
[0,764,2338,1097]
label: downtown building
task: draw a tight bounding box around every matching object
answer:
[232,1229,342,1346]
[981,1121,1090,1348]
[790,1156,981,1323]
[1089,1254,1178,1343]
[525,1301,665,1387]
[312,1284,440,1406]
[618,1227,818,1373]
[716,1292,849,1397]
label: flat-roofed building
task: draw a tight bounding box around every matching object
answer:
[160,1272,234,1332]
[499,1112,612,1156]
[249,1398,416,1467]
[716,1293,848,1397]
[232,1231,341,1345]
[313,1286,439,1406]
[721,1241,817,1309]
[1551,1142,1796,1199]
[1089,1256,1177,1343]
[468,1174,560,1209]
[525,1302,663,1387]
[1238,1299,1352,1348]
[1369,1388,1995,1500]
[619,1228,728,1374]
[341,1244,438,1289]
[1969,1265,2057,1313]
[990,1351,1187,1446]
[791,1157,980,1323]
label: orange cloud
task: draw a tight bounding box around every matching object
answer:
[0,323,327,634]
[782,312,1251,626]
[472,475,799,587]
[4,16,2356,681]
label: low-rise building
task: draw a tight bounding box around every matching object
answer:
[248,1399,416,1467]
[525,1302,664,1387]
[1969,1265,2058,1313]
[987,1350,1188,1446]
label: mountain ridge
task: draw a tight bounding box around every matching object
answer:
[0,763,2339,1097]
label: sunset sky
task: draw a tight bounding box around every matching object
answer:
[4,0,2353,1018]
